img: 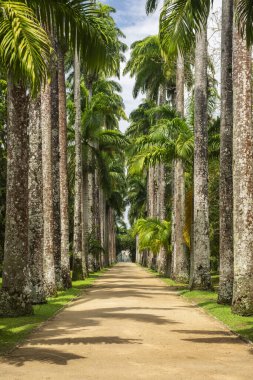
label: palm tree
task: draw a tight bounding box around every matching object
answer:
[71,4,127,275]
[58,46,71,288]
[232,27,253,316]
[133,218,171,261]
[124,35,176,103]
[41,79,57,297]
[73,47,84,280]
[189,26,211,290]
[129,106,194,276]
[125,35,177,270]
[51,48,63,290]
[156,0,212,289]
[28,97,46,304]
[0,1,51,316]
[218,0,234,304]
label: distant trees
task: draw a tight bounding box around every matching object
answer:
[128,0,253,316]
[0,0,127,316]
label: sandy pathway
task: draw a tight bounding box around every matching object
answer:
[1,263,252,379]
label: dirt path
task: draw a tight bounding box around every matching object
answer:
[1,263,252,379]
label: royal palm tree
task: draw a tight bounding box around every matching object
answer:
[128,106,193,276]
[232,26,253,316]
[72,4,127,276]
[218,0,234,304]
[0,1,51,315]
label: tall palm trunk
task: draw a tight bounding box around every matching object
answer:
[189,26,211,290]
[0,79,33,316]
[28,96,46,304]
[147,165,155,268]
[73,48,85,280]
[94,169,102,268]
[218,0,234,304]
[81,147,89,277]
[100,189,108,267]
[58,49,72,288]
[232,27,253,316]
[51,61,62,289]
[171,52,189,282]
[157,163,168,275]
[157,85,168,275]
[108,207,116,264]
[88,169,95,270]
[41,81,57,297]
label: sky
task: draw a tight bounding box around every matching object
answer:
[102,0,160,132]
[102,0,222,133]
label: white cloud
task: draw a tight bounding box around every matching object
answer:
[109,0,160,132]
[108,0,222,132]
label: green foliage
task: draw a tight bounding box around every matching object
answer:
[128,105,193,175]
[132,218,171,254]
[159,0,212,56]
[127,175,147,225]
[0,0,52,93]
[124,35,176,101]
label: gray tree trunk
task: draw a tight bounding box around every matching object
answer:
[108,207,116,264]
[157,164,168,275]
[190,26,212,290]
[73,48,85,280]
[58,49,71,288]
[172,158,188,281]
[0,79,33,316]
[81,148,89,277]
[28,96,46,304]
[171,52,189,282]
[41,82,57,297]
[51,61,62,290]
[147,165,155,269]
[218,0,234,304]
[232,27,253,316]
[157,85,168,276]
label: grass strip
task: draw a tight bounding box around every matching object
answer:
[0,269,107,355]
[146,267,253,343]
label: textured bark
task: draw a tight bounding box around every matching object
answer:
[58,49,71,288]
[51,61,62,290]
[156,85,169,275]
[108,207,116,264]
[172,159,188,282]
[232,28,253,316]
[41,82,57,297]
[95,169,102,268]
[157,164,168,276]
[87,170,95,271]
[0,79,33,316]
[81,154,89,278]
[28,96,46,304]
[190,27,211,290]
[100,191,109,267]
[136,235,140,264]
[171,52,189,283]
[73,49,85,280]
[147,166,155,219]
[218,0,234,304]
[147,165,156,269]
